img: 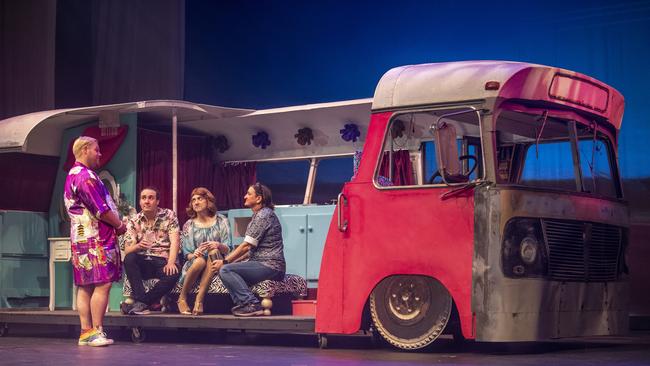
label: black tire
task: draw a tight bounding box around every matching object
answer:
[131,327,146,343]
[317,333,328,349]
[369,275,452,350]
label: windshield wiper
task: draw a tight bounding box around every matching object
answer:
[534,110,549,159]
[588,122,598,192]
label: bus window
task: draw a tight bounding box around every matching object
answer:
[497,110,620,198]
[256,160,310,204]
[312,156,354,205]
[579,139,617,197]
[422,140,438,184]
[376,110,482,187]
[520,141,576,191]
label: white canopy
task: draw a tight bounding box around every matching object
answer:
[0,100,253,156]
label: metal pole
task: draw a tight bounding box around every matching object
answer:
[172,108,178,213]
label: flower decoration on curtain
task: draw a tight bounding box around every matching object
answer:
[294,127,314,146]
[340,123,360,142]
[252,131,271,149]
[391,120,406,139]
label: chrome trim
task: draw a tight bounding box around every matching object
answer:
[337,192,348,232]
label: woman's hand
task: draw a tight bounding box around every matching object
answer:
[206,241,222,251]
[193,248,205,258]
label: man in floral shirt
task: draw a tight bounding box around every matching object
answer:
[65,136,126,346]
[121,187,180,315]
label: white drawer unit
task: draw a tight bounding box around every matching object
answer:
[47,237,76,311]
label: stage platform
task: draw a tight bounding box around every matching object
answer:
[0,309,315,341]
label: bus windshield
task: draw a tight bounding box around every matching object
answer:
[495,110,620,198]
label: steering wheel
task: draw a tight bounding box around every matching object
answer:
[428,155,478,184]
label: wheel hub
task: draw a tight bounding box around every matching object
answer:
[387,278,430,323]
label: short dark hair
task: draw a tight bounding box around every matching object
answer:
[140,186,160,200]
[251,182,274,210]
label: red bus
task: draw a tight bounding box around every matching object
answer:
[316,61,629,350]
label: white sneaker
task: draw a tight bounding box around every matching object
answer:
[78,328,112,347]
[96,330,114,345]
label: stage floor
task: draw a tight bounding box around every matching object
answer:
[0,308,315,337]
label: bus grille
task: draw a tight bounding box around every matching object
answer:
[543,219,622,282]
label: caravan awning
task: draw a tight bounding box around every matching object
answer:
[0,100,253,156]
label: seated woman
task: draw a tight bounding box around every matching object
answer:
[212,182,286,317]
[177,187,231,315]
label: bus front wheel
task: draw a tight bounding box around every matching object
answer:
[369,275,451,350]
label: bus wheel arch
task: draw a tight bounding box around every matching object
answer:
[369,274,452,350]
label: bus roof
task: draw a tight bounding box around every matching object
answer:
[372,61,624,130]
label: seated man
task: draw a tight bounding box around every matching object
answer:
[212,182,286,317]
[121,187,180,315]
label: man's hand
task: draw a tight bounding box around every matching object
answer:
[163,262,178,276]
[115,223,127,236]
[125,240,150,255]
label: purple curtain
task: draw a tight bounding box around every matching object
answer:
[137,128,256,224]
[215,163,257,210]
[379,150,414,186]
[137,128,173,210]
[91,0,185,105]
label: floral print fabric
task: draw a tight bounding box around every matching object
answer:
[64,162,121,285]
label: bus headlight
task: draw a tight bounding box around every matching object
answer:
[502,218,547,278]
[519,236,538,264]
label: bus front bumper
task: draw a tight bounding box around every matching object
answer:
[474,279,629,342]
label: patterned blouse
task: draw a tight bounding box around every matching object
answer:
[244,207,286,274]
[178,214,231,284]
[180,214,231,259]
[123,207,180,260]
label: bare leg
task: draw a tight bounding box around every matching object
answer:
[178,257,206,314]
[194,250,221,314]
[90,282,112,329]
[77,285,94,330]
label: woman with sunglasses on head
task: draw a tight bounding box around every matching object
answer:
[211,182,286,317]
[177,187,231,315]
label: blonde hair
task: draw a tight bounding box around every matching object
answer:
[72,136,98,159]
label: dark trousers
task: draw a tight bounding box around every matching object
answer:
[123,252,180,305]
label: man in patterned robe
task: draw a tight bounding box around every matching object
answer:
[64,136,126,346]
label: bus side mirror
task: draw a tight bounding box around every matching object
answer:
[433,121,466,183]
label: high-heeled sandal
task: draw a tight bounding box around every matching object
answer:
[177,298,191,315]
[192,301,204,315]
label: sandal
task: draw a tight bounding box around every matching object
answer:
[177,298,191,315]
[192,301,204,315]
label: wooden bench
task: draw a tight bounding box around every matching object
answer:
[122,274,307,315]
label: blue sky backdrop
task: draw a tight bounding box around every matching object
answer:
[184,0,650,178]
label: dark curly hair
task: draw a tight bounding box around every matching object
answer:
[250,182,274,210]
